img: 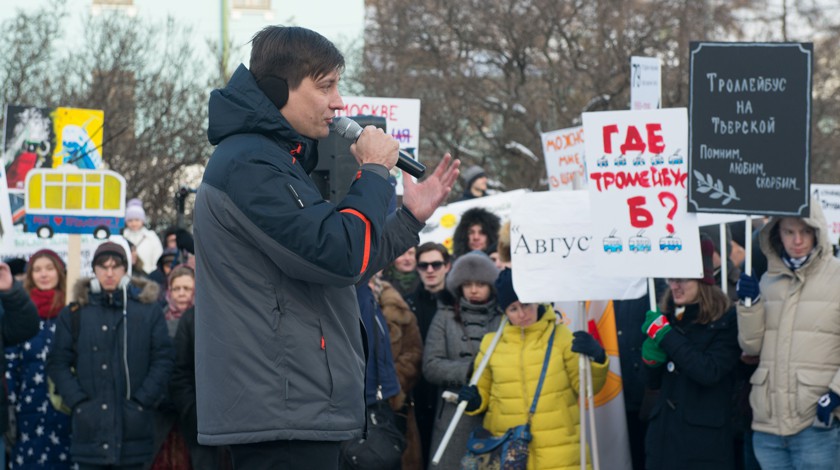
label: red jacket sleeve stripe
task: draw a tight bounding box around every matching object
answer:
[339,208,371,274]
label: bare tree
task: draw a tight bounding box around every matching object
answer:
[1,2,215,230]
[361,0,839,197]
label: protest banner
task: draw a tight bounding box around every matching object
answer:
[0,163,14,253]
[419,189,528,251]
[540,126,586,191]
[582,108,702,279]
[510,191,645,302]
[688,42,812,216]
[630,56,661,110]
[2,105,54,191]
[337,96,420,194]
[812,184,840,243]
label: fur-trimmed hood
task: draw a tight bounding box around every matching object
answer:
[72,276,160,306]
[452,207,501,257]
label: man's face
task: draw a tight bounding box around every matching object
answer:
[779,217,815,258]
[417,251,449,292]
[471,176,488,194]
[166,234,177,250]
[94,258,127,292]
[468,224,488,251]
[393,247,417,273]
[280,70,344,139]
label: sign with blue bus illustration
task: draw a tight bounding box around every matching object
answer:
[24,167,125,239]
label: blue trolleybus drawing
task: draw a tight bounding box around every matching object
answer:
[597,155,609,168]
[603,229,623,253]
[614,154,627,166]
[650,153,664,165]
[659,234,683,252]
[667,149,684,165]
[629,230,651,253]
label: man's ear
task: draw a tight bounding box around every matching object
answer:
[257,76,289,109]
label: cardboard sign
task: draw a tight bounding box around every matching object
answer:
[630,56,661,110]
[541,126,586,191]
[812,184,840,243]
[688,42,812,216]
[582,108,702,278]
[510,191,646,302]
[419,189,528,251]
[337,97,421,159]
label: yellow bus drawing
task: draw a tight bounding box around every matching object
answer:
[24,167,126,239]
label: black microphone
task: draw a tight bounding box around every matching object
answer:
[330,117,426,178]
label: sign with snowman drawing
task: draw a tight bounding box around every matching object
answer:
[582,108,702,278]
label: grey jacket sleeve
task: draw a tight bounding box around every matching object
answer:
[422,310,471,388]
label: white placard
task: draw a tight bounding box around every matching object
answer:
[510,191,646,302]
[582,108,701,278]
[812,184,840,243]
[540,126,585,191]
[630,56,661,110]
[337,96,421,194]
[419,189,529,251]
[0,162,14,253]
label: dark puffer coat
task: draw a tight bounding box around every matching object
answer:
[46,277,173,466]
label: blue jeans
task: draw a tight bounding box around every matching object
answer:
[753,422,840,470]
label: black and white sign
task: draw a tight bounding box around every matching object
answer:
[688,42,812,216]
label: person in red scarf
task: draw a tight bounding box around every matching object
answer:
[5,249,73,469]
[150,265,195,470]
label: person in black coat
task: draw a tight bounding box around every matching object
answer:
[47,243,173,469]
[0,260,40,469]
[642,236,741,470]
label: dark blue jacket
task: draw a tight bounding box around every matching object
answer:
[46,278,173,466]
[193,64,423,445]
[357,284,400,406]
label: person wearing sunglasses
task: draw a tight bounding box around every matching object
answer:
[642,234,741,470]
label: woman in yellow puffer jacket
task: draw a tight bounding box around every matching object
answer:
[459,269,609,470]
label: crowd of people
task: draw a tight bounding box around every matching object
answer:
[1,23,839,470]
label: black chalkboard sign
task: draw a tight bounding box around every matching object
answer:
[688,42,812,216]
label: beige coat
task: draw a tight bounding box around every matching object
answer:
[737,201,840,436]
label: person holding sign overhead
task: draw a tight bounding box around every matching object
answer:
[642,235,741,470]
[736,201,840,470]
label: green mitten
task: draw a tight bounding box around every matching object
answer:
[641,338,667,367]
[645,314,672,346]
[641,310,660,334]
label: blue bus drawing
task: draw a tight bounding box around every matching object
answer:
[659,235,683,252]
[629,231,651,252]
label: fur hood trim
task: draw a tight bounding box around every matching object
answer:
[72,276,160,306]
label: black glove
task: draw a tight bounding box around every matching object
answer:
[458,385,482,412]
[571,331,607,364]
[736,273,760,303]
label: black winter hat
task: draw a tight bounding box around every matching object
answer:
[495,268,518,312]
[92,241,127,268]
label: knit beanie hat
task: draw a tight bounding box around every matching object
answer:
[92,241,128,268]
[30,249,66,271]
[495,268,518,312]
[125,198,146,223]
[700,233,716,285]
[461,165,486,188]
[446,250,499,297]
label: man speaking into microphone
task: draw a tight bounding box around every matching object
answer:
[193,25,459,470]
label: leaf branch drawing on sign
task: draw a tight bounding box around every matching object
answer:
[694,171,740,206]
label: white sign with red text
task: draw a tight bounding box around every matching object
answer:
[582,108,701,278]
[338,97,421,159]
[541,126,586,191]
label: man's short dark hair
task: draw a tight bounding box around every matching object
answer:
[415,242,451,264]
[94,254,127,269]
[249,26,345,89]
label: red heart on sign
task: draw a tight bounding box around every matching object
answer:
[53,217,63,226]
